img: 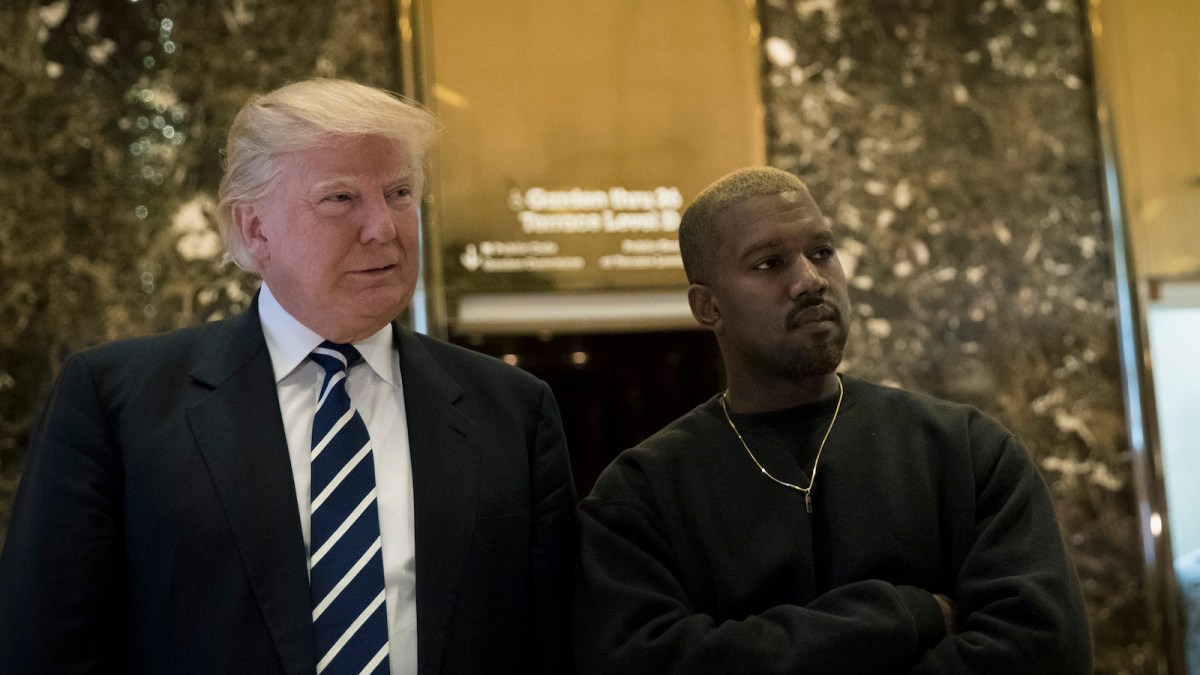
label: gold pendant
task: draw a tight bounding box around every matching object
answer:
[805,492,813,514]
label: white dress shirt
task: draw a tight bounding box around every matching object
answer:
[258,284,417,675]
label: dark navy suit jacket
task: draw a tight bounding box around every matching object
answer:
[0,298,577,674]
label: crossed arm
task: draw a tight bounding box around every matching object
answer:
[572,433,1092,675]
[574,497,952,675]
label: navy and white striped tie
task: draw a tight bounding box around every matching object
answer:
[309,341,390,674]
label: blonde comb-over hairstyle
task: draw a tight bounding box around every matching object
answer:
[216,78,440,272]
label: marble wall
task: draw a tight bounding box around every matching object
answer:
[0,0,1158,671]
[757,0,1151,671]
[0,0,399,544]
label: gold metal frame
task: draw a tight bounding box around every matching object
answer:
[395,0,450,338]
[1087,1,1188,672]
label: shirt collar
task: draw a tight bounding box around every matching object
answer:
[258,283,397,386]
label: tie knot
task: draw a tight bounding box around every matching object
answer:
[311,340,363,375]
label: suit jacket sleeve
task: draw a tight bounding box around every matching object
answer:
[0,352,125,673]
[528,381,578,674]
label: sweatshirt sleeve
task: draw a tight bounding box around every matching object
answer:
[904,423,1093,675]
[573,466,948,675]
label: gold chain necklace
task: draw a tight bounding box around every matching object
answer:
[718,375,844,514]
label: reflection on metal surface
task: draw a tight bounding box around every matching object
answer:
[418,1,764,334]
[395,0,442,335]
[1147,282,1200,675]
[1088,0,1188,672]
[456,291,695,335]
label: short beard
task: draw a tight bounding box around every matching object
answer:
[782,296,849,377]
[787,341,844,377]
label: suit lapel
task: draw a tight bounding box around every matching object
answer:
[395,328,479,675]
[181,312,480,675]
[185,300,316,675]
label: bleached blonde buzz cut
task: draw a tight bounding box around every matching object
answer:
[678,166,811,284]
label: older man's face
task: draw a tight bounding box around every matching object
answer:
[242,134,420,342]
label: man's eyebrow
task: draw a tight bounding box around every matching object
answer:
[309,170,413,193]
[737,237,782,259]
[737,229,836,258]
[310,176,361,192]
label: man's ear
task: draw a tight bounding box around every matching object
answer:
[688,283,720,331]
[233,203,270,264]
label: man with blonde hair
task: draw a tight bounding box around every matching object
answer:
[574,166,1091,674]
[0,79,576,675]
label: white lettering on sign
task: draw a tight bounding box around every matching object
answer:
[607,187,656,210]
[519,212,604,234]
[511,186,684,235]
[522,188,609,211]
[598,254,684,270]
[598,239,684,270]
[620,238,680,254]
[460,241,585,273]
[480,240,560,257]
[477,256,586,272]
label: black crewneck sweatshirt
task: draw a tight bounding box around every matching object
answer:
[575,375,1092,675]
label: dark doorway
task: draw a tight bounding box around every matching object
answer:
[452,330,723,498]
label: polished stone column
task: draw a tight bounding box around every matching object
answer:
[0,0,400,547]
[758,0,1151,671]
